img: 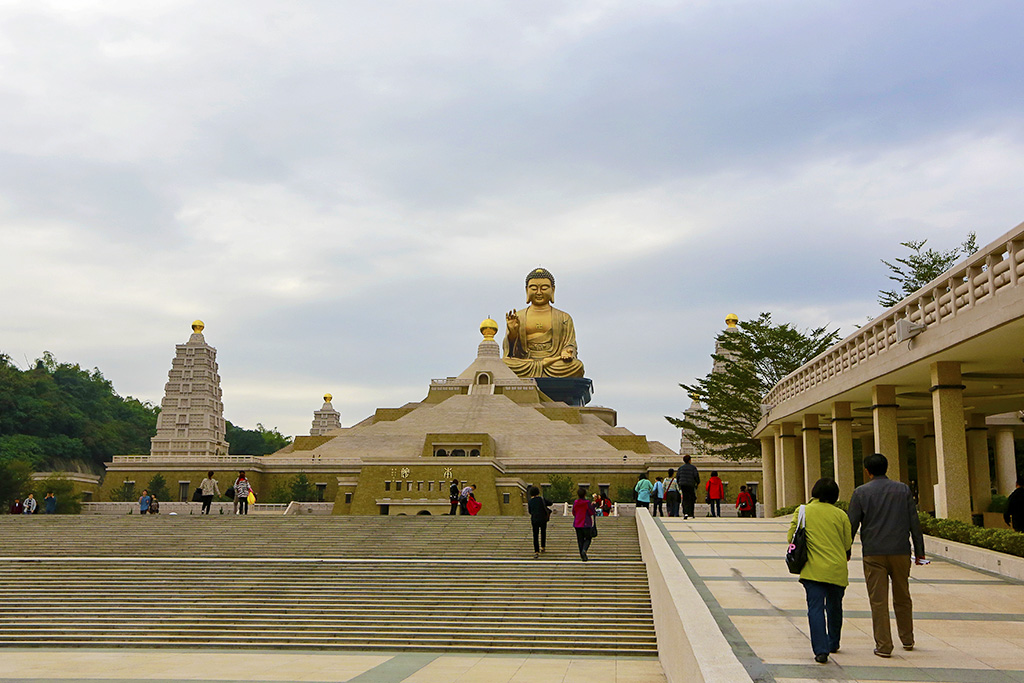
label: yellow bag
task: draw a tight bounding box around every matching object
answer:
[247,491,256,505]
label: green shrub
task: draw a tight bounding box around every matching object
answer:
[988,495,1009,513]
[919,512,1024,558]
[774,499,848,517]
[546,474,575,503]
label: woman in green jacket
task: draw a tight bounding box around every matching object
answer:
[788,477,852,664]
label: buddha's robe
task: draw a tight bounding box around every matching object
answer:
[502,306,585,378]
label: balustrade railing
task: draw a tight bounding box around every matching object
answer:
[763,225,1024,410]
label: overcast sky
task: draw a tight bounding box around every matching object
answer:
[3,1,1023,451]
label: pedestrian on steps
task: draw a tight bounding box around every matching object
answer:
[706,471,724,518]
[736,485,756,518]
[652,477,665,517]
[234,471,252,515]
[138,490,151,515]
[199,471,220,515]
[634,474,653,509]
[572,487,597,562]
[676,455,700,519]
[665,469,681,517]
[789,477,852,664]
[528,486,550,558]
[448,479,460,515]
[458,484,475,515]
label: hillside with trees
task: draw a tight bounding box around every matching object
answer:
[0,351,292,510]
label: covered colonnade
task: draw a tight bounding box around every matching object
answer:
[754,221,1024,522]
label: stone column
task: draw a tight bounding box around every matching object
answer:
[760,435,777,515]
[966,413,992,514]
[912,424,935,512]
[898,434,912,486]
[802,414,821,501]
[872,384,901,482]
[831,402,855,501]
[780,422,802,507]
[994,426,1018,495]
[931,361,972,522]
[774,426,784,507]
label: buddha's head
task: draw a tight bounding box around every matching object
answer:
[525,267,555,305]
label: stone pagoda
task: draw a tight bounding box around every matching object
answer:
[310,394,342,435]
[149,320,229,458]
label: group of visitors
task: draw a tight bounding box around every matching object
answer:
[526,486,604,561]
[633,455,755,518]
[8,492,58,514]
[131,471,255,516]
[448,480,481,515]
[788,453,927,664]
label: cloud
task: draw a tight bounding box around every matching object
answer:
[2,1,1023,449]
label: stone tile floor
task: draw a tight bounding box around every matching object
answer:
[660,516,1024,683]
[0,650,667,683]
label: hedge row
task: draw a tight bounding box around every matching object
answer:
[918,512,1024,559]
[773,500,849,517]
[772,503,1024,558]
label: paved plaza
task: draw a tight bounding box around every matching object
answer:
[0,650,666,683]
[659,517,1024,683]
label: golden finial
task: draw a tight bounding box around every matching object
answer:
[192,320,205,333]
[324,393,333,403]
[480,316,499,341]
[725,314,739,329]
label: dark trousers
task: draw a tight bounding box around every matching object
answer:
[652,498,664,516]
[636,501,649,509]
[666,491,680,517]
[459,499,469,515]
[681,487,696,518]
[237,499,248,515]
[449,500,458,515]
[708,499,721,517]
[739,509,755,518]
[802,579,846,656]
[532,521,547,553]
[201,495,213,514]
[574,527,592,559]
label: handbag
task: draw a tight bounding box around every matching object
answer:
[192,488,203,502]
[786,505,808,574]
[247,491,256,505]
[588,521,598,538]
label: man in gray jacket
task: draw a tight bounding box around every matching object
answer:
[848,453,925,658]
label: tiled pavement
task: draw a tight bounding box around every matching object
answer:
[0,650,666,683]
[658,516,1024,683]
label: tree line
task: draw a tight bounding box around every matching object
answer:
[0,351,292,510]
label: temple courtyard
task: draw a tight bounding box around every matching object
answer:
[2,515,1023,683]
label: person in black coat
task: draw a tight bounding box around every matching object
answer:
[1005,475,1024,532]
[527,486,551,558]
[448,479,460,516]
[676,455,700,519]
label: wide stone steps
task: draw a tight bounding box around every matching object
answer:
[0,515,641,560]
[0,517,655,655]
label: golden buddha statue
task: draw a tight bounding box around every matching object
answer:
[502,268,585,378]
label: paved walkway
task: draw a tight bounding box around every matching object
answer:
[658,516,1024,683]
[0,650,665,683]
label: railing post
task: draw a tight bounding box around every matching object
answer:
[1009,240,1021,286]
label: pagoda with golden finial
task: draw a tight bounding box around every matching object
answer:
[310,393,342,435]
[149,320,229,459]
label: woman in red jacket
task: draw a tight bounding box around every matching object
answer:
[706,471,724,518]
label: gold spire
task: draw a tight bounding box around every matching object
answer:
[192,320,205,333]
[725,314,739,329]
[324,393,333,403]
[480,316,499,341]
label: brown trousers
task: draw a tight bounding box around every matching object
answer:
[862,554,913,653]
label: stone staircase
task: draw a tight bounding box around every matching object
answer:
[0,516,656,655]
